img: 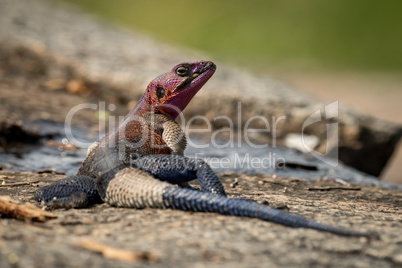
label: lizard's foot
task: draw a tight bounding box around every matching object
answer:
[35,175,101,209]
[42,191,89,209]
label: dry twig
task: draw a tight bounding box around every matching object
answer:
[0,196,57,221]
[0,180,40,187]
[76,239,158,263]
[307,186,361,191]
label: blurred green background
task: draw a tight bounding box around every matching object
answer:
[60,0,402,72]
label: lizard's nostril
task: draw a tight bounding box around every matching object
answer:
[203,61,215,70]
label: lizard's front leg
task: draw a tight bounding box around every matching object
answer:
[130,155,226,196]
[34,175,101,208]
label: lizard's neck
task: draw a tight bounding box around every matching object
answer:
[125,94,152,120]
[124,93,179,123]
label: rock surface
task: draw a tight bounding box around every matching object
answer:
[0,0,401,177]
[0,170,402,268]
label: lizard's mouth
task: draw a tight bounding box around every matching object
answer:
[176,62,216,92]
[160,61,216,119]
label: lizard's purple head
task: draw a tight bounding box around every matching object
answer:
[144,60,216,119]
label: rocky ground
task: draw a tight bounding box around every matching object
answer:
[1,170,402,268]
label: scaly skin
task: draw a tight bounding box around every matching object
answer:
[35,61,373,237]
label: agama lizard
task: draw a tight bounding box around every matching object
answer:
[35,61,371,237]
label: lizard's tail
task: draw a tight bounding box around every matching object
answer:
[162,186,372,237]
[103,168,373,237]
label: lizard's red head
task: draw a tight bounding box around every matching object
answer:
[144,60,216,119]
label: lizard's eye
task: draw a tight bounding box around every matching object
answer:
[156,87,166,99]
[175,66,189,77]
